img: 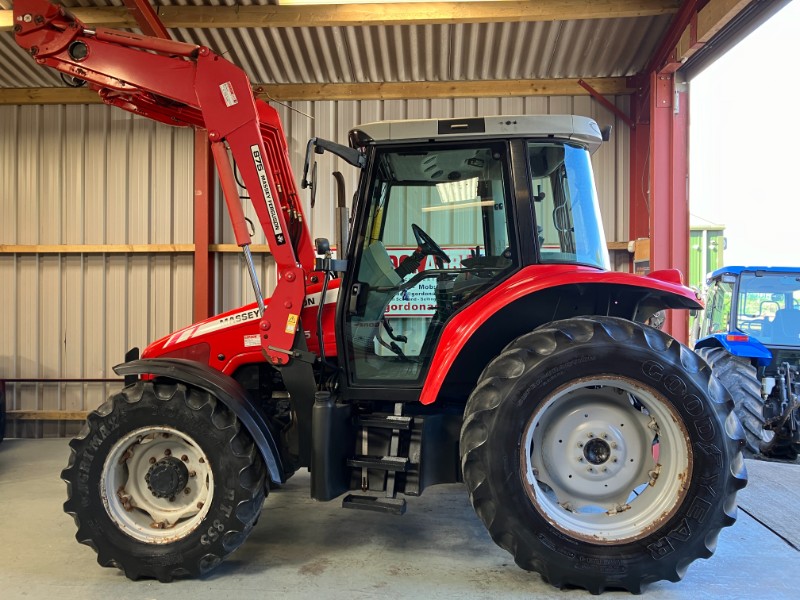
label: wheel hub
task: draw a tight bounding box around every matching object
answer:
[583,437,611,465]
[145,456,189,499]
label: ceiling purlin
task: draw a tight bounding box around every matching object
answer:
[0,0,680,32]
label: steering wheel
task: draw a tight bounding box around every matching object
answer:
[411,223,450,264]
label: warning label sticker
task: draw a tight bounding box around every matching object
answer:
[285,313,299,335]
[244,334,261,348]
[220,82,238,107]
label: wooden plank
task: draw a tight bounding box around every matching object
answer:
[209,244,270,253]
[607,241,632,251]
[696,0,752,43]
[0,244,194,254]
[260,78,634,101]
[7,410,89,421]
[0,88,102,105]
[0,244,271,254]
[1,78,634,106]
[671,0,752,65]
[0,1,680,32]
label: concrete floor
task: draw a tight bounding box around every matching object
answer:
[1,438,798,600]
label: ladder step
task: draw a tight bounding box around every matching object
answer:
[356,414,413,430]
[347,455,409,471]
[342,494,407,515]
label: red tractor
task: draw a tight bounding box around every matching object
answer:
[15,0,746,593]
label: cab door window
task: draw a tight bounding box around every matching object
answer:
[346,144,516,384]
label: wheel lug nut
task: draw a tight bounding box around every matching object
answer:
[587,467,594,473]
[189,470,196,477]
[149,457,156,464]
[578,456,584,462]
[199,457,205,464]
[611,442,618,449]
[184,487,191,495]
[577,442,583,448]
[197,502,204,509]
[164,449,171,456]
[169,496,175,502]
[181,455,189,462]
[602,433,608,439]
[612,458,618,463]
[587,432,594,438]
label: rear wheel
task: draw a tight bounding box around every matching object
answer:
[695,346,770,457]
[62,380,266,581]
[460,317,746,594]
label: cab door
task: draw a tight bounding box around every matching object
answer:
[340,141,519,392]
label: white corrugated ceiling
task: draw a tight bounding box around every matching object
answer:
[0,0,674,88]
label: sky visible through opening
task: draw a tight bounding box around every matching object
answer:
[690,1,800,269]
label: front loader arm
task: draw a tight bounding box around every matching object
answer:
[14,0,316,365]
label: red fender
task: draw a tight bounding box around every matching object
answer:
[418,265,701,405]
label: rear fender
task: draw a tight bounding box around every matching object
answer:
[419,265,702,405]
[113,358,285,483]
[695,334,772,367]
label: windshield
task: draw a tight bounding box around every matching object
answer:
[736,272,800,345]
[529,142,609,270]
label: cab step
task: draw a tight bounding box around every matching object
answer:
[342,494,407,515]
[356,414,413,430]
[347,455,410,471]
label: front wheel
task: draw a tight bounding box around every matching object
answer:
[460,317,746,594]
[62,380,267,581]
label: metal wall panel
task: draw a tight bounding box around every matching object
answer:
[0,104,194,437]
[2,94,630,436]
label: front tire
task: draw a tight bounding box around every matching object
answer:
[460,317,746,594]
[62,380,266,581]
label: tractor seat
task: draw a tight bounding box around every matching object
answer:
[770,308,800,345]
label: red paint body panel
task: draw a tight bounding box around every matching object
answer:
[418,264,701,405]
[142,278,341,375]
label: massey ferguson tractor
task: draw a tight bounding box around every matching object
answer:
[14,0,746,593]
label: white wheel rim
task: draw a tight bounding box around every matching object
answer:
[521,376,691,543]
[101,426,214,544]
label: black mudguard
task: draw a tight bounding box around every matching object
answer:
[114,358,285,484]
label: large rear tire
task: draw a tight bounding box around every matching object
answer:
[695,346,770,457]
[460,317,746,594]
[62,380,267,581]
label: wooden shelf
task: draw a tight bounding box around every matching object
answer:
[0,244,271,255]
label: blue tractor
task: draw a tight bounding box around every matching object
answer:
[695,266,800,459]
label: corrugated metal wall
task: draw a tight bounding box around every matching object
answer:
[1,95,630,437]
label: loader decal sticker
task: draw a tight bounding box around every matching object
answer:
[251,144,286,245]
[285,313,299,335]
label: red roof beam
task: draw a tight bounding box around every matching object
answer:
[122,0,170,40]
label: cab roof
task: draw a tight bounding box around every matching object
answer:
[710,266,800,279]
[350,115,604,154]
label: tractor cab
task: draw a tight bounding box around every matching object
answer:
[698,266,800,357]
[338,115,610,389]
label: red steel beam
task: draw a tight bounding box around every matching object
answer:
[577,79,635,129]
[645,0,703,75]
[122,0,170,39]
[649,72,690,342]
[193,128,215,321]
